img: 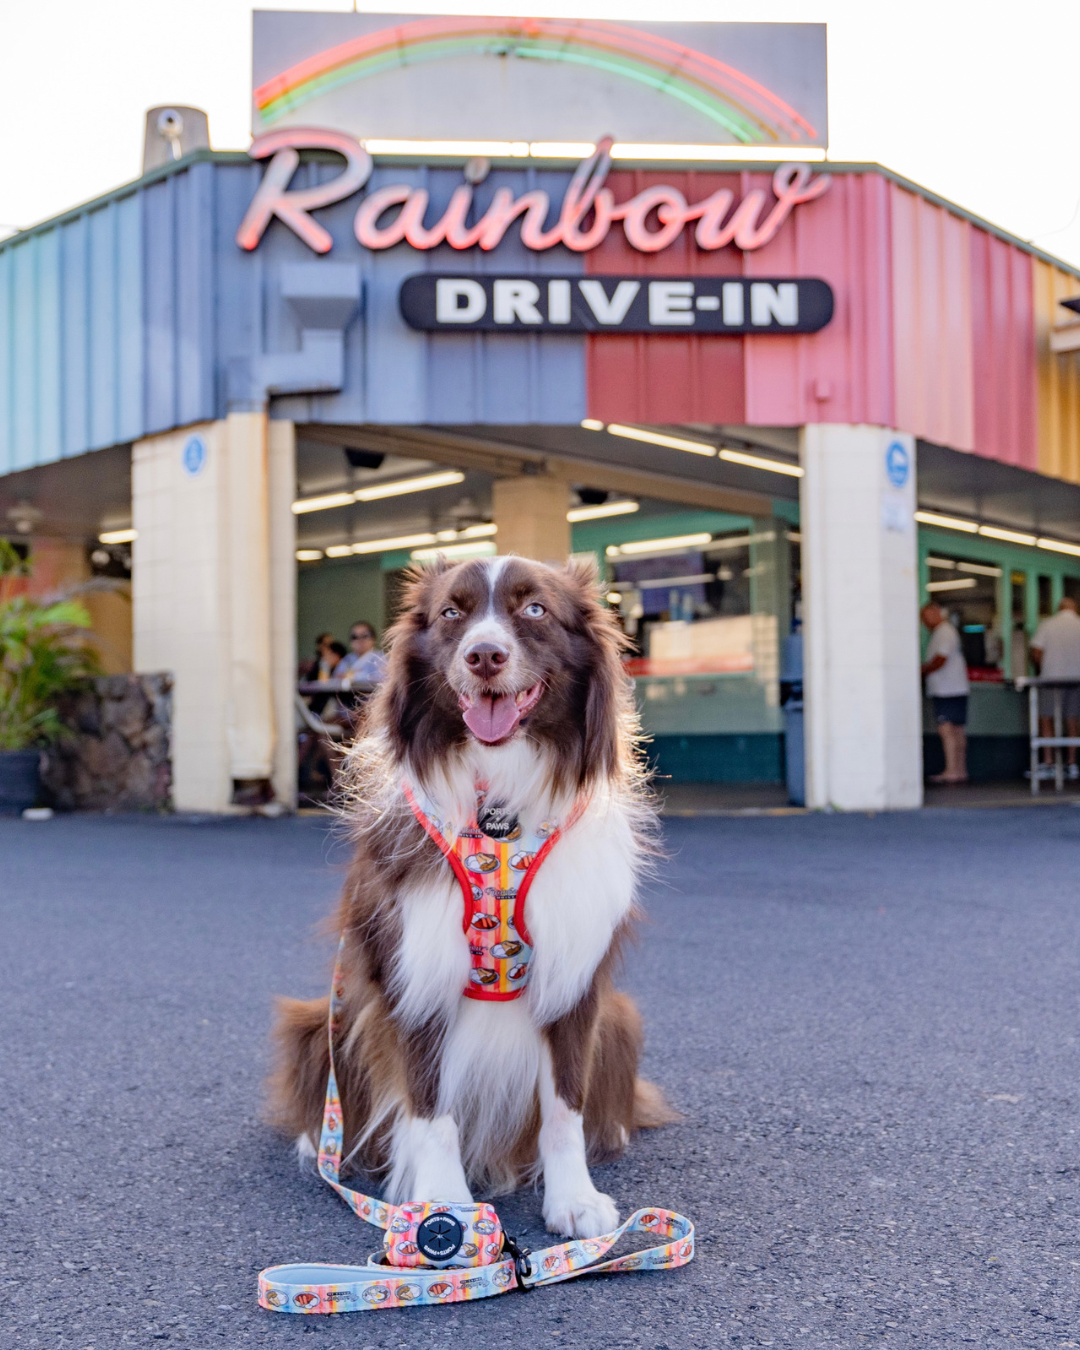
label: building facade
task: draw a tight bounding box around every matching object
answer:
[3,18,1080,811]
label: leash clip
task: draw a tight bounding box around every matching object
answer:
[502,1234,533,1289]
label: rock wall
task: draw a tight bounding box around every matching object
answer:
[41,673,172,811]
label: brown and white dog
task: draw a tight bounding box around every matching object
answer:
[271,554,671,1238]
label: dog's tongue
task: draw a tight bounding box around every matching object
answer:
[462,694,521,744]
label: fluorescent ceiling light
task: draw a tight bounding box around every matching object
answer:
[567,501,640,523]
[1037,537,1080,557]
[611,143,827,162]
[957,561,1003,577]
[293,472,466,514]
[98,528,137,544]
[605,591,622,604]
[352,533,437,555]
[295,549,324,562]
[606,424,716,457]
[460,523,498,538]
[914,510,980,533]
[607,533,713,557]
[411,540,498,561]
[926,556,957,569]
[353,470,464,502]
[580,419,605,432]
[926,577,977,592]
[978,524,1037,545]
[637,573,714,589]
[364,139,530,157]
[719,447,803,477]
[292,491,355,515]
[325,544,353,558]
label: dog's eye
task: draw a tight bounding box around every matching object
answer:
[522,602,546,618]
[441,607,461,620]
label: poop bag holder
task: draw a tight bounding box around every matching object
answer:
[258,943,695,1314]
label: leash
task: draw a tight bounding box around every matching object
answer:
[259,942,694,1314]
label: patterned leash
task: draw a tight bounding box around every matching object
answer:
[258,942,694,1314]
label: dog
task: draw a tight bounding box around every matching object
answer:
[271,553,672,1239]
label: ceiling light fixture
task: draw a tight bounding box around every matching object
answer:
[98,528,137,545]
[580,418,605,432]
[957,561,1003,577]
[325,544,353,558]
[978,524,1037,546]
[411,540,498,561]
[1037,537,1080,557]
[606,425,716,457]
[293,472,466,514]
[353,470,465,501]
[607,533,713,557]
[291,491,355,515]
[567,501,640,523]
[913,510,980,534]
[926,577,978,592]
[718,447,803,477]
[295,549,324,562]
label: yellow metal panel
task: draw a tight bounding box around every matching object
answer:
[1033,257,1080,483]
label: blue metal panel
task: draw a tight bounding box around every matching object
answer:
[143,174,177,433]
[116,194,143,442]
[0,152,598,479]
[61,216,90,457]
[35,229,62,462]
[12,238,38,469]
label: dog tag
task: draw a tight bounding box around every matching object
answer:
[477,803,520,841]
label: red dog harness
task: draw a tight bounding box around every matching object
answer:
[404,781,584,1001]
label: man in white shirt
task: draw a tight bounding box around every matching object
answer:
[335,621,388,685]
[921,603,970,784]
[1031,597,1080,777]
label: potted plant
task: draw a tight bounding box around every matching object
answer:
[0,540,99,813]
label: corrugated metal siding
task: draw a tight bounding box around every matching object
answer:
[1033,257,1080,484]
[584,170,746,425]
[890,184,974,451]
[743,170,894,427]
[969,227,1037,469]
[253,161,587,427]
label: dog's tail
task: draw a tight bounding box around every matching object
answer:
[633,1077,680,1129]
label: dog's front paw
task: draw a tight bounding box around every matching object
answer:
[543,1188,619,1239]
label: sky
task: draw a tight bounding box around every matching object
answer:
[3,0,1080,268]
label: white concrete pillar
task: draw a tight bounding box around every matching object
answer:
[799,424,922,810]
[132,415,296,812]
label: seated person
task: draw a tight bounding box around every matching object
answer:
[335,621,388,685]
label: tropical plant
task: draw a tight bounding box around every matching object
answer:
[0,540,99,751]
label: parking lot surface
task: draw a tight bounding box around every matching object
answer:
[4,806,1080,1348]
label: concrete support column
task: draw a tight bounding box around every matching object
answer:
[800,424,922,811]
[133,415,296,812]
[492,473,570,562]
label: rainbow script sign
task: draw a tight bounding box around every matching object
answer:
[236,132,831,258]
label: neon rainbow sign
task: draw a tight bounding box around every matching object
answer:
[254,16,819,147]
[236,131,831,258]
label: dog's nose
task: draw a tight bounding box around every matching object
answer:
[464,641,510,680]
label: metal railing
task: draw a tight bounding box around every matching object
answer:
[1014,677,1080,794]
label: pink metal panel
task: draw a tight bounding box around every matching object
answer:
[969,229,1038,469]
[743,170,894,428]
[890,185,975,452]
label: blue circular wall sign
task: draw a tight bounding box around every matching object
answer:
[182,434,207,477]
[885,440,909,489]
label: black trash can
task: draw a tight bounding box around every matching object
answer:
[0,749,41,814]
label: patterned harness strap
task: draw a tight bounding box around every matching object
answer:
[257,784,695,1314]
[403,779,586,1000]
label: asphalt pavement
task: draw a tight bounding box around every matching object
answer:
[4,805,1080,1349]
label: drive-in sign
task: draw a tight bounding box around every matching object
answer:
[399,275,834,334]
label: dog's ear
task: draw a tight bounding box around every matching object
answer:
[558,554,633,786]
